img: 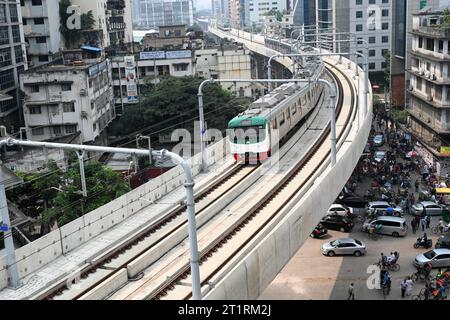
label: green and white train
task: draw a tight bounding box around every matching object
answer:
[228,58,327,162]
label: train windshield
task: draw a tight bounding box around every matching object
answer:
[231,126,266,144]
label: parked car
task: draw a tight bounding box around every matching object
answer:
[310,223,328,239]
[362,216,408,237]
[373,134,384,147]
[414,249,450,268]
[411,201,444,216]
[321,238,366,257]
[367,201,403,216]
[327,204,354,218]
[374,151,386,163]
[320,215,354,232]
[436,236,450,249]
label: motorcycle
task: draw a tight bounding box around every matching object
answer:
[414,238,433,249]
[310,224,328,239]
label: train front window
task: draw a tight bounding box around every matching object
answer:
[232,126,266,144]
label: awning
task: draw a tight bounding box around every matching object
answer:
[0,93,13,102]
[80,45,102,53]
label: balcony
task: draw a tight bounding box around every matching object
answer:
[412,26,450,38]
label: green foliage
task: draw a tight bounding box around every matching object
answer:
[392,110,409,125]
[7,159,130,228]
[110,76,249,137]
[263,9,283,21]
[383,50,391,90]
[59,0,95,48]
[442,9,450,27]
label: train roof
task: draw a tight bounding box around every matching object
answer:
[228,116,266,128]
[228,59,325,126]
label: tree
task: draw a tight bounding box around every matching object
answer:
[110,76,250,137]
[59,0,95,48]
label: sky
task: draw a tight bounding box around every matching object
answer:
[195,0,211,10]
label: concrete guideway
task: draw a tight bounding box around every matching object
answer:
[201,27,371,300]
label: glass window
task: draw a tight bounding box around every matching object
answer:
[29,106,41,114]
[12,25,20,43]
[65,125,77,134]
[63,102,75,112]
[0,47,12,68]
[9,4,18,22]
[32,127,44,135]
[61,83,72,91]
[0,5,6,24]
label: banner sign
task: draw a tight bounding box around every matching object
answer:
[140,51,165,60]
[165,50,192,59]
[124,56,138,103]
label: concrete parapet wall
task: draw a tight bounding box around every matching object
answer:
[0,140,228,290]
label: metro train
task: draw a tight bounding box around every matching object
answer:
[228,57,327,162]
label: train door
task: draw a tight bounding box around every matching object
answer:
[287,109,291,127]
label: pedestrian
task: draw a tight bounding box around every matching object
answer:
[411,218,417,234]
[405,277,413,296]
[347,283,355,300]
[426,214,431,229]
[415,179,420,193]
[401,279,407,298]
[421,216,427,232]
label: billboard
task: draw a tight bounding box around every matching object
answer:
[140,51,165,60]
[124,56,138,103]
[165,50,192,59]
[440,147,450,157]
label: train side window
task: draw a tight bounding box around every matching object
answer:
[286,110,291,122]
[272,120,277,129]
[291,105,296,115]
[279,113,285,126]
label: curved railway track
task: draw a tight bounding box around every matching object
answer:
[108,61,357,300]
[38,77,327,300]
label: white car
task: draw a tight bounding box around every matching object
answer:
[414,249,450,268]
[322,238,366,257]
[373,135,384,147]
[367,201,403,215]
[374,151,386,163]
[411,201,444,216]
[327,204,354,217]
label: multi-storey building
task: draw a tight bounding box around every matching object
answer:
[292,0,315,27]
[132,0,194,29]
[391,0,442,108]
[407,9,450,175]
[195,46,253,97]
[111,49,194,112]
[0,0,27,132]
[20,0,62,66]
[248,0,287,26]
[263,13,293,38]
[212,0,231,24]
[70,0,133,50]
[21,50,115,143]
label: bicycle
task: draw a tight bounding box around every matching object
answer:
[412,288,431,300]
[431,225,449,235]
[411,271,431,284]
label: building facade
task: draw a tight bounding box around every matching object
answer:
[292,0,315,27]
[407,10,450,176]
[21,51,115,143]
[20,0,62,66]
[111,50,194,112]
[390,0,443,108]
[263,13,293,38]
[132,0,194,29]
[0,0,27,132]
[195,46,253,97]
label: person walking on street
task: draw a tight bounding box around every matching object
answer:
[415,179,420,193]
[426,214,431,230]
[405,277,413,297]
[401,279,407,298]
[421,216,427,232]
[348,283,355,300]
[411,218,417,234]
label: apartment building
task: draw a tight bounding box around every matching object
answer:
[21,50,115,143]
[407,10,450,174]
[195,46,253,97]
[390,0,443,108]
[263,13,293,38]
[0,0,27,132]
[20,0,62,66]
